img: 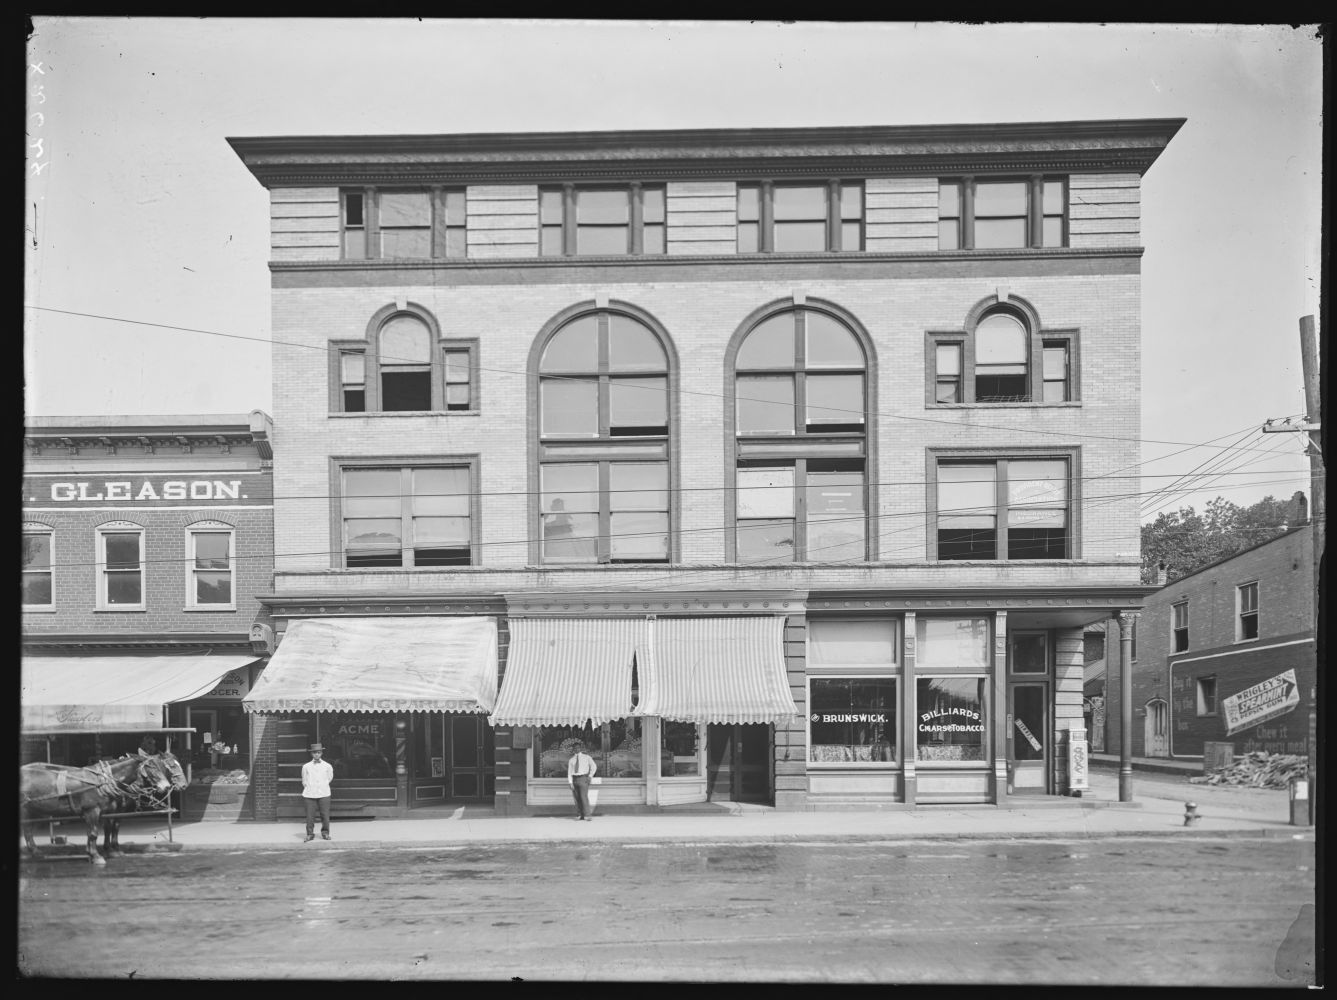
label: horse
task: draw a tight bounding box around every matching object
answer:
[20,752,187,865]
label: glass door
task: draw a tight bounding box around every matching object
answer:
[410,714,447,805]
[1007,684,1049,793]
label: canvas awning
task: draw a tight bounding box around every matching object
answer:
[488,618,643,727]
[633,616,799,724]
[489,615,799,727]
[242,616,498,715]
[22,653,261,734]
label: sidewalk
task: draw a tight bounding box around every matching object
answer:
[22,766,1311,857]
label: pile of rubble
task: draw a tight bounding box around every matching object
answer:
[1189,751,1309,788]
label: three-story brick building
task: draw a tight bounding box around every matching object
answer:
[229,119,1181,818]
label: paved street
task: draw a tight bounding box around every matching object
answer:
[19,836,1314,984]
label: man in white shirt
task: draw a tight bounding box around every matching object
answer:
[301,743,335,842]
[566,741,597,820]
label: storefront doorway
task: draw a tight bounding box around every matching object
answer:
[706,723,772,804]
[1007,631,1051,795]
[409,714,495,806]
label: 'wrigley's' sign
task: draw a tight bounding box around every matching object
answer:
[24,476,271,505]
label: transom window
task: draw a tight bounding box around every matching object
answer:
[539,185,666,256]
[737,181,864,253]
[732,305,870,563]
[935,457,1072,561]
[537,307,673,564]
[341,188,466,260]
[22,525,54,608]
[938,176,1067,250]
[340,464,474,568]
[927,303,1076,406]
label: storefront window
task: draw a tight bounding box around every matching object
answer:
[809,677,897,763]
[916,616,991,669]
[661,720,700,776]
[916,676,988,763]
[318,713,396,779]
[533,720,646,779]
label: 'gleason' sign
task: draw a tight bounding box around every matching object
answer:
[1222,669,1301,736]
[24,475,271,506]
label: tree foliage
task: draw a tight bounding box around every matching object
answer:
[1140,494,1301,584]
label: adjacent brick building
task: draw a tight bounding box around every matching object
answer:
[228,119,1180,817]
[1122,523,1316,761]
[21,413,275,819]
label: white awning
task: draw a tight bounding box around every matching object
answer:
[634,616,799,724]
[22,653,261,734]
[242,616,498,715]
[488,618,643,727]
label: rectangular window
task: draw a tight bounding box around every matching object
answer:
[342,189,465,260]
[1236,582,1259,641]
[378,191,432,259]
[809,677,897,764]
[660,720,701,777]
[97,526,144,610]
[533,721,646,779]
[737,460,866,564]
[22,529,53,608]
[341,464,473,568]
[737,180,865,252]
[1172,601,1189,652]
[187,527,234,608]
[541,461,668,565]
[340,350,366,412]
[1196,676,1217,716]
[342,191,366,259]
[938,176,1068,250]
[538,185,666,256]
[1042,340,1070,402]
[935,457,1070,561]
[442,344,476,412]
[915,617,991,670]
[916,676,988,763]
[935,343,963,403]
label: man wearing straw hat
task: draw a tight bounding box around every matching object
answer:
[302,743,335,842]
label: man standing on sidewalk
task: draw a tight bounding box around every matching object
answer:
[302,743,334,842]
[567,741,597,820]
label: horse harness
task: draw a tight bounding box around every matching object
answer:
[23,758,168,814]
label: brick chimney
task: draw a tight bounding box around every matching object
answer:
[1290,491,1309,526]
[1155,562,1169,586]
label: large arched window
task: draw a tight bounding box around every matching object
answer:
[535,306,673,564]
[730,303,871,564]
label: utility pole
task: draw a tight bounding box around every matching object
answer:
[1261,314,1322,825]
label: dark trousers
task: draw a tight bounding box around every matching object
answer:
[305,795,331,835]
[570,775,592,818]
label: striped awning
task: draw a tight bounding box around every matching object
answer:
[23,653,260,734]
[243,617,498,715]
[634,616,799,724]
[489,615,799,727]
[488,618,643,727]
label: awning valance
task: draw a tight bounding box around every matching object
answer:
[488,619,642,727]
[22,654,261,734]
[489,615,799,728]
[242,616,498,715]
[634,617,799,724]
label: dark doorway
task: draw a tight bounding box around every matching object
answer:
[706,723,772,804]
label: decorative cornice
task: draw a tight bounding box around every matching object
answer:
[810,586,1157,613]
[258,594,507,619]
[23,633,254,651]
[503,589,809,617]
[228,119,1186,187]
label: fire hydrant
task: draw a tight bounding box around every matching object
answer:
[1183,802,1200,826]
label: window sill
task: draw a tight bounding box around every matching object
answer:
[1233,636,1260,645]
[329,410,480,418]
[95,606,146,613]
[22,605,57,614]
[928,401,1081,409]
[807,762,901,770]
[182,606,238,613]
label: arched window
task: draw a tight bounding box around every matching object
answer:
[331,303,479,414]
[535,306,673,564]
[730,303,871,564]
[378,313,433,411]
[926,297,1077,406]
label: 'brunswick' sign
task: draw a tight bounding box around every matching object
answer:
[1222,669,1300,735]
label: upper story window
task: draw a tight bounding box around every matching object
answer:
[1172,601,1189,653]
[536,306,673,564]
[96,521,144,611]
[22,524,54,609]
[340,463,475,568]
[933,456,1072,561]
[1196,676,1217,716]
[737,181,864,253]
[186,522,234,609]
[731,304,871,564]
[1236,582,1259,641]
[926,298,1077,406]
[331,304,479,415]
[342,188,466,260]
[539,185,666,256]
[938,176,1067,250]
